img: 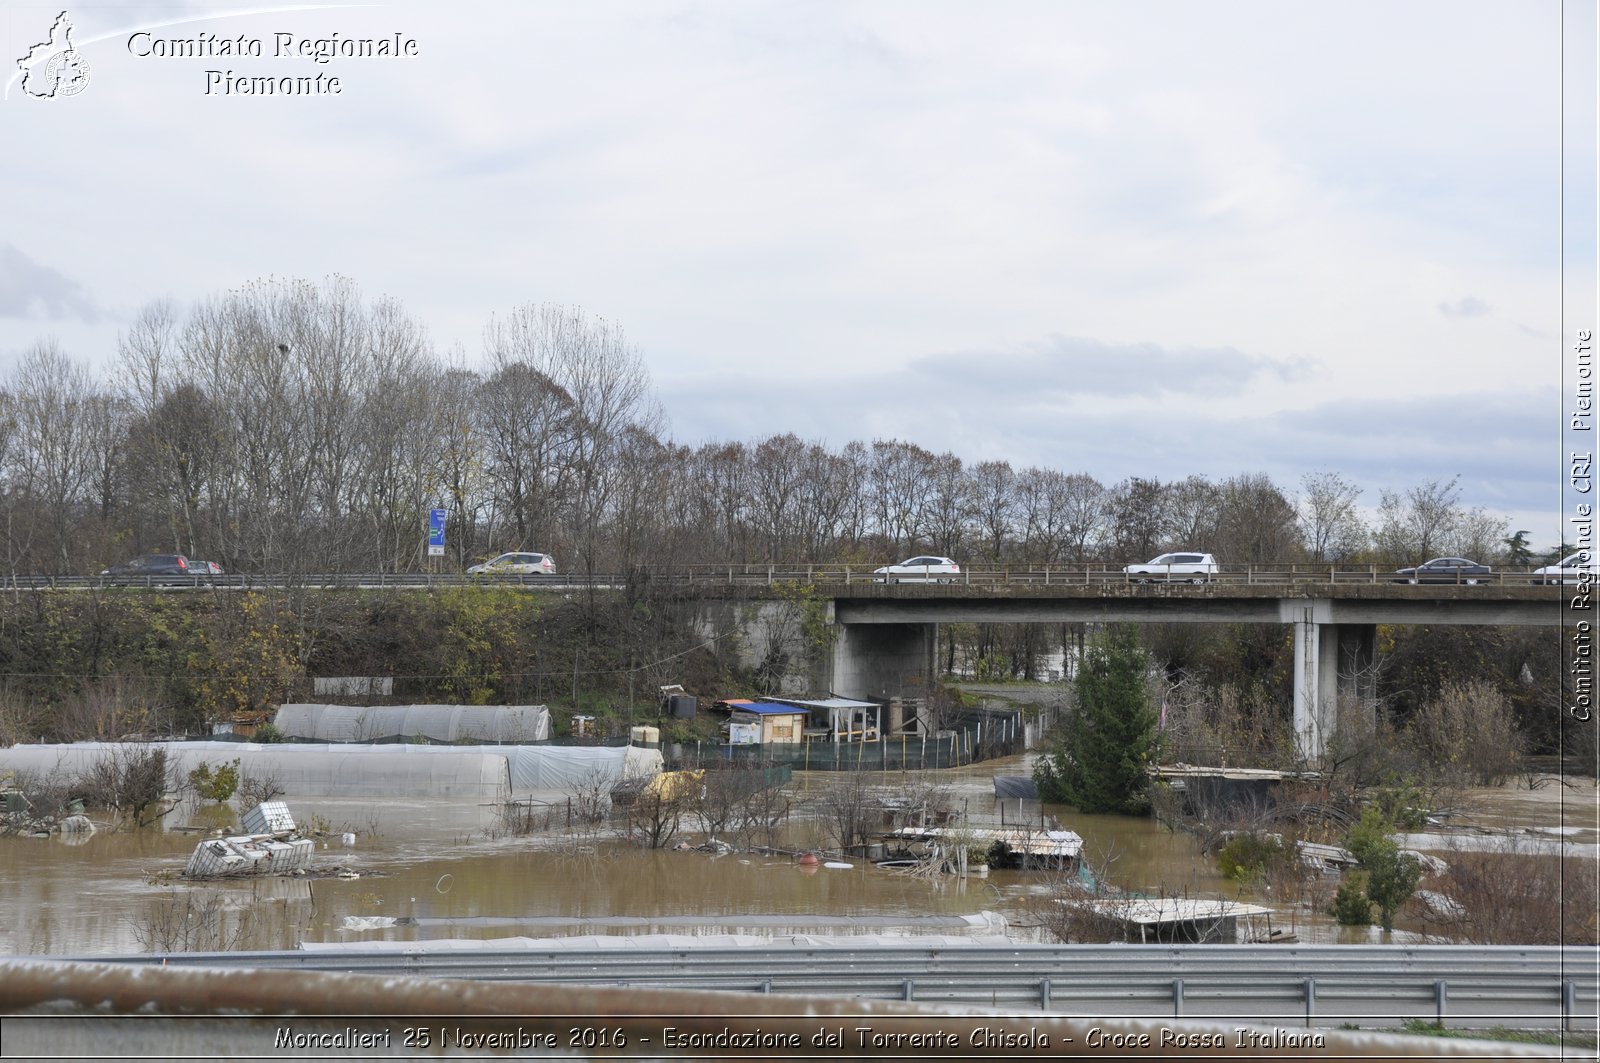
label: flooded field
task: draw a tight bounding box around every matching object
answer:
[2,754,1594,957]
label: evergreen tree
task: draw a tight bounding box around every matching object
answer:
[1034,624,1156,814]
[1345,805,1422,931]
[1502,530,1532,567]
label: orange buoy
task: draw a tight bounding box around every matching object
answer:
[797,852,820,867]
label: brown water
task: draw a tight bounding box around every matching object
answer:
[3,757,1593,956]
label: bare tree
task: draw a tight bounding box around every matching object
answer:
[1299,471,1367,563]
[869,439,936,555]
[1057,472,1106,562]
[1104,477,1167,560]
[1015,467,1071,562]
[1374,477,1464,565]
[923,451,971,558]
[431,362,491,569]
[478,355,578,552]
[796,441,852,560]
[968,460,1015,563]
[1449,506,1508,563]
[11,340,97,572]
[685,442,751,562]
[482,304,660,577]
[749,433,808,560]
[0,389,27,576]
[1165,475,1220,551]
[1214,473,1300,563]
[353,300,435,572]
[123,385,220,559]
[815,771,876,851]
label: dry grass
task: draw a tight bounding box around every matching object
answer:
[1405,681,1525,787]
[1157,682,1297,770]
[1423,839,1599,946]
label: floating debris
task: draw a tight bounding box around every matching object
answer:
[1296,840,1358,871]
[1414,889,1467,922]
[242,801,295,835]
[184,801,314,878]
[184,834,315,878]
[1401,849,1449,877]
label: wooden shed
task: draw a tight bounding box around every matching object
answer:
[727,702,809,745]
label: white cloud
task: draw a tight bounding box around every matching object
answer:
[0,243,100,322]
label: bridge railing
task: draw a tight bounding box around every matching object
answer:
[669,564,1561,588]
[0,565,1568,591]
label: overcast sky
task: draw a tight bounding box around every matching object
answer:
[2,1,1594,549]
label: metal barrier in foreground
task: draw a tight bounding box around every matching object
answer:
[0,959,1571,1059]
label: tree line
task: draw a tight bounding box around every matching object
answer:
[2,275,1521,577]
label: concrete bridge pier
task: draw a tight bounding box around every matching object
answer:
[1289,601,1377,763]
[831,622,936,708]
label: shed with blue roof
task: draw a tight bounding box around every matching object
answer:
[727,702,809,745]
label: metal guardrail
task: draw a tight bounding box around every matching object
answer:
[6,959,1567,1060]
[53,944,1598,1031]
[0,565,1571,592]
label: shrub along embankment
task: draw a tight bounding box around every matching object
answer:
[0,588,731,744]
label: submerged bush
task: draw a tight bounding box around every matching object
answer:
[1216,832,1288,885]
[1332,876,1373,926]
[188,759,239,803]
[78,745,171,825]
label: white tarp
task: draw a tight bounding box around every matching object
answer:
[0,742,511,798]
[0,741,665,799]
[502,745,662,791]
[274,704,551,743]
[301,933,1018,952]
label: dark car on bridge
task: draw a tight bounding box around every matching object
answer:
[1393,557,1491,585]
[100,554,192,578]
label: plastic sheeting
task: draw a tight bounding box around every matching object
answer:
[0,742,511,798]
[0,741,662,799]
[503,745,661,791]
[301,933,1020,952]
[274,704,550,743]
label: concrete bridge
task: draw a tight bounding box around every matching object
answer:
[679,572,1565,761]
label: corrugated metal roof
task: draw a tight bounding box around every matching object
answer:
[734,702,810,716]
[1070,897,1274,925]
[771,698,880,710]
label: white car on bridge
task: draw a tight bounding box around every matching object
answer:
[1533,551,1596,585]
[1124,552,1219,583]
[873,556,961,583]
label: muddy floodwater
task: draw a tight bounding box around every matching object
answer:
[2,755,1595,956]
